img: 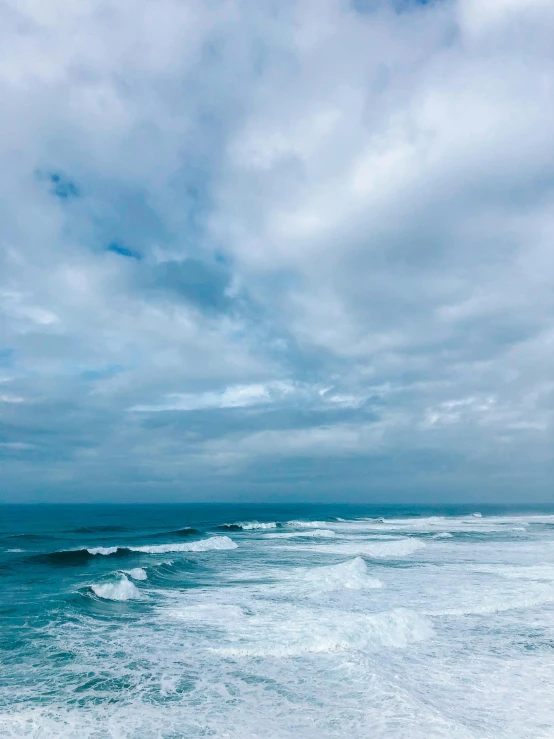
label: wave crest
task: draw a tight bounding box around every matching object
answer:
[124,568,147,580]
[130,536,238,554]
[91,575,141,601]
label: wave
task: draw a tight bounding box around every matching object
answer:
[88,546,120,555]
[124,568,147,580]
[432,532,453,539]
[30,548,131,566]
[4,533,53,542]
[286,520,330,528]
[293,538,426,558]
[91,574,141,601]
[148,559,197,583]
[6,548,24,553]
[266,529,337,539]
[304,557,382,590]
[31,536,237,565]
[69,525,130,534]
[129,536,238,554]
[151,527,199,539]
[218,521,279,531]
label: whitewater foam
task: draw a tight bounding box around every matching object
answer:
[206,606,433,657]
[91,574,141,601]
[266,529,337,539]
[125,567,147,580]
[294,538,426,558]
[304,557,382,590]
[476,563,554,581]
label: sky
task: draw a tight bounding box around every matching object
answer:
[1,0,554,504]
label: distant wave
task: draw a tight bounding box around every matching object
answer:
[91,574,141,601]
[4,532,54,541]
[31,548,130,566]
[432,532,453,539]
[266,529,337,539]
[31,536,237,565]
[286,520,330,528]
[150,527,199,539]
[129,536,238,554]
[218,522,279,531]
[68,525,130,534]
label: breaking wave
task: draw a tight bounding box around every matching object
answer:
[91,574,141,601]
[129,536,238,554]
[32,537,237,565]
[218,521,279,531]
[124,568,147,580]
[88,546,119,556]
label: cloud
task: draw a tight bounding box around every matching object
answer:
[0,0,553,501]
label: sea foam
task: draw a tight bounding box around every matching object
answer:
[207,607,433,657]
[304,557,382,590]
[266,529,337,539]
[292,538,426,558]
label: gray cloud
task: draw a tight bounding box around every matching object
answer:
[1,0,553,502]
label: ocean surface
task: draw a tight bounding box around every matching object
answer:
[1,504,554,738]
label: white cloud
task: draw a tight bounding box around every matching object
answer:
[0,0,553,500]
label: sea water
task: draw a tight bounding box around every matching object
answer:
[1,504,554,738]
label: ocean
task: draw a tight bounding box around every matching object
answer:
[1,503,554,738]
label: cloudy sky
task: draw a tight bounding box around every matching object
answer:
[1,0,553,503]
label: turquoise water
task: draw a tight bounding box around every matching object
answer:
[2,504,554,737]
